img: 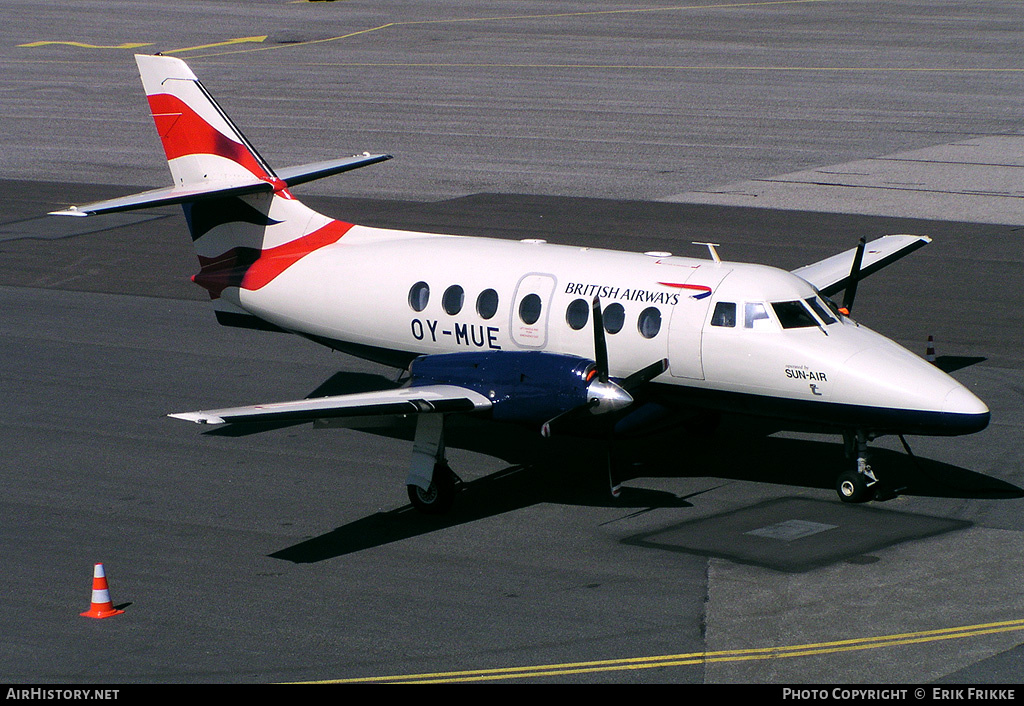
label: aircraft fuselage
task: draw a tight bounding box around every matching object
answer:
[221,224,989,438]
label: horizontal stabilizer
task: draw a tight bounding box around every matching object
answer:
[169,384,492,425]
[792,234,931,296]
[49,177,272,217]
[276,153,392,188]
[49,153,391,217]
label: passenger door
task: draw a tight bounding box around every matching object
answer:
[510,273,557,349]
[668,266,732,379]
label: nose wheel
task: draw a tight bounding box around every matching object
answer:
[836,430,880,503]
[836,469,875,503]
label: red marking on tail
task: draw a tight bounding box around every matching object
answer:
[194,219,354,297]
[147,93,270,179]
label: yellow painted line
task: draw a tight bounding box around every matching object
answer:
[15,1,834,58]
[17,41,153,49]
[18,36,268,54]
[298,618,1024,683]
[243,62,1024,74]
[191,0,834,58]
[371,0,833,27]
[177,25,397,59]
[163,36,268,54]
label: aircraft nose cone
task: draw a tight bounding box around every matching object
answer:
[941,384,990,434]
[943,385,989,416]
[835,342,989,435]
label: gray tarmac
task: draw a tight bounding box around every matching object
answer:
[0,0,1022,685]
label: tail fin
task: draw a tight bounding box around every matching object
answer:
[135,54,277,188]
[136,54,344,298]
[51,54,390,302]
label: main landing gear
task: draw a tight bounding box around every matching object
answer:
[836,430,880,503]
[405,414,462,515]
[407,461,459,514]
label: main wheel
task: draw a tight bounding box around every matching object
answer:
[407,462,457,514]
[836,470,874,504]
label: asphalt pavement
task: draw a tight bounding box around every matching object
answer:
[1,0,1022,685]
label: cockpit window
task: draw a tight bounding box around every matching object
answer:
[745,302,772,330]
[805,297,836,325]
[772,300,818,329]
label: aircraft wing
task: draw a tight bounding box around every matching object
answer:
[169,384,492,425]
[791,234,932,297]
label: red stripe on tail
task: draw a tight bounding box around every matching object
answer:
[147,93,270,179]
[194,219,354,297]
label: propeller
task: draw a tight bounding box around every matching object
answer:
[540,296,668,437]
[839,237,866,315]
[591,296,610,383]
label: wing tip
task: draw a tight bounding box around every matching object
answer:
[168,412,225,425]
[48,207,89,217]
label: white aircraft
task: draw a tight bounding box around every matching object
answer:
[52,55,990,513]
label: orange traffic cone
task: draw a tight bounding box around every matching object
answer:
[80,563,124,619]
[926,335,936,363]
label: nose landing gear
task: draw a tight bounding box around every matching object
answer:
[837,430,880,503]
[836,468,876,503]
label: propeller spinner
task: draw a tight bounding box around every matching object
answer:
[541,297,667,436]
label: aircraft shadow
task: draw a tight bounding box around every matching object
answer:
[226,371,1018,562]
[265,386,1020,562]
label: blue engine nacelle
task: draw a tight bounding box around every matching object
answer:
[409,351,596,424]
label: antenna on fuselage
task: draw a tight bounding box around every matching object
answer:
[692,242,721,263]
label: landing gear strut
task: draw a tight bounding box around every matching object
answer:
[837,430,879,503]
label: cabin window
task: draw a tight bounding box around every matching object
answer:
[603,302,625,334]
[519,293,543,325]
[477,289,499,319]
[805,297,836,325]
[442,285,464,315]
[711,302,736,328]
[408,281,430,312]
[772,301,818,329]
[637,307,662,339]
[745,302,772,330]
[566,298,590,330]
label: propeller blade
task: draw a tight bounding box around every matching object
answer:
[618,358,668,391]
[541,403,593,438]
[540,360,666,438]
[592,296,609,382]
[541,305,667,438]
[540,387,628,438]
[841,237,866,314]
